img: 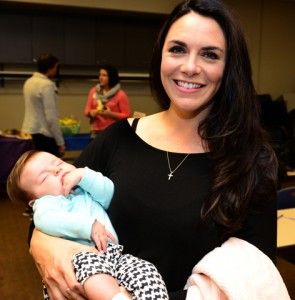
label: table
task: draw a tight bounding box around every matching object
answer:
[0,136,34,183]
[0,134,91,182]
[277,208,295,247]
[63,133,91,163]
[64,133,91,151]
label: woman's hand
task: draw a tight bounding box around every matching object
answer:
[30,229,98,299]
[98,107,119,120]
[98,106,111,117]
[89,109,98,118]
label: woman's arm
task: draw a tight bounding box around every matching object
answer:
[30,229,97,300]
[114,90,131,119]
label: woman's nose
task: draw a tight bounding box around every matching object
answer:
[181,55,201,76]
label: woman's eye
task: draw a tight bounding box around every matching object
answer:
[203,51,219,60]
[169,46,186,54]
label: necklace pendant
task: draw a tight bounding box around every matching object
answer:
[166,150,190,181]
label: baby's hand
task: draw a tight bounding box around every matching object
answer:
[62,168,85,197]
[91,220,117,253]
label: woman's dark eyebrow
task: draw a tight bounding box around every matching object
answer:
[203,46,224,53]
[169,40,186,47]
[169,40,224,53]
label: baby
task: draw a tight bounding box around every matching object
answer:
[7,150,168,300]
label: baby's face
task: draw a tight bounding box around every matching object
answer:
[20,152,76,199]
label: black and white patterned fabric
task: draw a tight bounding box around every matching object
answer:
[115,252,169,299]
[43,283,50,300]
[43,244,168,300]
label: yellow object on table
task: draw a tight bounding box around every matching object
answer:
[59,117,80,137]
[277,208,295,248]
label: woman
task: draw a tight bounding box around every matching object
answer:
[29,1,278,299]
[84,64,131,138]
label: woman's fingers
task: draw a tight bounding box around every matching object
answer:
[40,264,71,299]
[43,274,86,300]
[65,288,87,300]
[46,283,69,300]
[30,230,97,299]
[64,267,86,297]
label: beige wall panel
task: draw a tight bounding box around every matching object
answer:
[258,0,295,98]
[224,0,263,90]
[1,0,295,133]
[0,79,161,133]
[1,0,180,14]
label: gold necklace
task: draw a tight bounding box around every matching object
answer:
[166,152,190,180]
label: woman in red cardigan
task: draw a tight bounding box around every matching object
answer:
[84,64,131,138]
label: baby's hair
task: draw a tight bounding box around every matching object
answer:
[6,150,40,204]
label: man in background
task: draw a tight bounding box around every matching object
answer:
[21,53,65,217]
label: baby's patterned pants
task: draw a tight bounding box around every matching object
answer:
[43,244,168,299]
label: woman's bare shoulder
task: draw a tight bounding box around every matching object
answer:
[127,113,162,127]
[127,113,166,149]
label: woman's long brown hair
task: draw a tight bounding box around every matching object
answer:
[150,0,278,234]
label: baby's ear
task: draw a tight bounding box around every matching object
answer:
[28,200,36,207]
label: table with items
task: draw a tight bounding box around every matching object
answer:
[277,208,295,248]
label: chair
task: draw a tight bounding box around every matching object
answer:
[277,187,295,209]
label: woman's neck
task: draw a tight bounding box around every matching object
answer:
[102,87,109,94]
[134,111,207,153]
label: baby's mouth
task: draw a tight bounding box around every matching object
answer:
[61,172,70,182]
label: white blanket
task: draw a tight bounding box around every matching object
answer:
[185,237,290,300]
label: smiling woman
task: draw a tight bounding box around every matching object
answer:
[160,11,226,117]
[28,1,282,299]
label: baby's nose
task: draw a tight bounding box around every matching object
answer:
[53,168,61,176]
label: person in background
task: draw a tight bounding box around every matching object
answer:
[29,1,280,299]
[21,53,65,218]
[84,64,131,139]
[7,150,168,300]
[22,53,65,157]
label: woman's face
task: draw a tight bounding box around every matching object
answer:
[98,69,109,88]
[161,11,226,116]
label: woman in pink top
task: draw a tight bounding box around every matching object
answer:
[84,64,131,138]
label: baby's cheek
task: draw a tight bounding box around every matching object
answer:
[52,180,64,195]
